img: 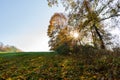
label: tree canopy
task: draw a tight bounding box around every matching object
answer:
[47,0,120,53]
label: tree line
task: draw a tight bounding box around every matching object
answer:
[0,42,21,52]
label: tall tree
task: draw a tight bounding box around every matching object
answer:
[47,13,68,50]
[47,0,120,49]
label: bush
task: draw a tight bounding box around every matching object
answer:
[55,43,70,54]
[75,45,97,54]
[55,44,98,54]
[113,47,120,54]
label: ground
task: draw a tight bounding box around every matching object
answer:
[0,52,119,80]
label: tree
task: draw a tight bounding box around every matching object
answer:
[47,13,68,50]
[47,0,120,49]
[0,42,21,52]
[0,42,4,51]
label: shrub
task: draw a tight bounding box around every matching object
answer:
[76,45,97,54]
[55,43,70,54]
[113,47,120,54]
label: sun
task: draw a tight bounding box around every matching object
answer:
[70,30,79,39]
[73,32,79,39]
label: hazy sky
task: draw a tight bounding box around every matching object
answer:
[0,0,64,51]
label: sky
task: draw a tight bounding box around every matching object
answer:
[0,0,64,52]
[0,0,120,52]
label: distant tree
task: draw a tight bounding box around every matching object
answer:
[0,42,4,51]
[47,0,120,49]
[0,42,21,52]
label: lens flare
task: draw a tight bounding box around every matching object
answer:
[73,32,79,39]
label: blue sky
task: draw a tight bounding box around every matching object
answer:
[0,0,64,51]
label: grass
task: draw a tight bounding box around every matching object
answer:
[0,51,119,80]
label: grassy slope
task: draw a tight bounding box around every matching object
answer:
[0,52,119,80]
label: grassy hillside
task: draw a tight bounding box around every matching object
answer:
[0,52,119,80]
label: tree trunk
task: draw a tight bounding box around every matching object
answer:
[91,30,97,48]
[93,24,105,49]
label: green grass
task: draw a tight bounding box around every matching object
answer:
[0,52,119,80]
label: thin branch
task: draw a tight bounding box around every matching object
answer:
[100,14,120,21]
[98,0,113,14]
[78,19,91,32]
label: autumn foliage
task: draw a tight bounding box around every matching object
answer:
[47,0,120,53]
[0,52,119,79]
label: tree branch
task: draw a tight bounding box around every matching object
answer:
[79,19,91,32]
[93,24,105,49]
[100,14,120,21]
[97,0,113,14]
